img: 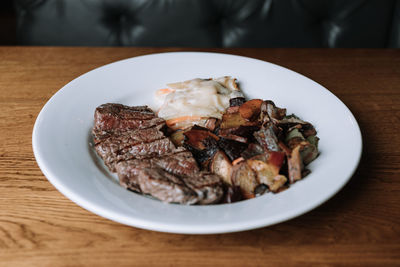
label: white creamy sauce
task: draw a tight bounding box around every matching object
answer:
[155,77,243,129]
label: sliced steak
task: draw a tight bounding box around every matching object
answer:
[92,123,165,145]
[181,172,224,204]
[94,126,166,154]
[94,103,164,131]
[116,151,199,178]
[134,167,199,204]
[92,103,176,172]
[92,103,224,205]
[97,137,177,172]
[118,161,223,204]
[116,150,199,191]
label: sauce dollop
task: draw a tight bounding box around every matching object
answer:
[155,77,243,130]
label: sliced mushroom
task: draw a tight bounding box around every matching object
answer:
[231,161,258,199]
[279,114,317,137]
[287,145,303,183]
[285,127,319,166]
[300,137,319,165]
[285,128,305,149]
[210,150,233,185]
[247,157,287,192]
[259,100,287,124]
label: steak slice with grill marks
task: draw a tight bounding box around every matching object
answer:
[134,167,199,204]
[94,103,164,131]
[93,103,177,172]
[117,160,223,204]
[116,150,199,180]
[96,137,177,172]
[181,172,224,205]
[94,126,166,155]
[116,150,199,192]
[92,103,224,204]
[92,123,165,145]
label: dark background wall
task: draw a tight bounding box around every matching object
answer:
[0,0,16,45]
[2,0,400,47]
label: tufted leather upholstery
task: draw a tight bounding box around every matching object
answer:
[15,0,400,47]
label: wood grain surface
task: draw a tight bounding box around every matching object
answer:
[0,47,399,266]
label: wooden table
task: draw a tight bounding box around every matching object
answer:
[0,47,399,266]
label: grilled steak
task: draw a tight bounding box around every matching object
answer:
[93,104,178,171]
[116,150,199,192]
[92,103,224,204]
[94,103,164,131]
[134,167,199,204]
[116,151,199,179]
[181,172,224,204]
[96,137,177,172]
[117,161,223,204]
[92,124,165,145]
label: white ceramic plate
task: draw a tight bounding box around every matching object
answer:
[32,52,362,234]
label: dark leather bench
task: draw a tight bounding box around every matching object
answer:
[15,0,400,47]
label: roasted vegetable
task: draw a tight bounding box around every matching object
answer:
[231,161,258,199]
[229,97,246,107]
[218,137,248,162]
[285,128,319,165]
[241,143,265,159]
[231,125,260,142]
[184,126,219,150]
[220,112,258,129]
[287,145,303,183]
[223,185,243,203]
[173,97,320,202]
[183,127,219,165]
[239,99,263,121]
[254,184,269,196]
[301,123,317,137]
[300,138,319,165]
[285,128,305,148]
[210,150,233,185]
[226,106,240,114]
[204,118,220,132]
[279,114,316,137]
[218,134,248,143]
[253,122,281,152]
[260,100,286,124]
[169,130,186,146]
[247,152,287,192]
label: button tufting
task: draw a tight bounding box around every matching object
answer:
[13,0,400,47]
